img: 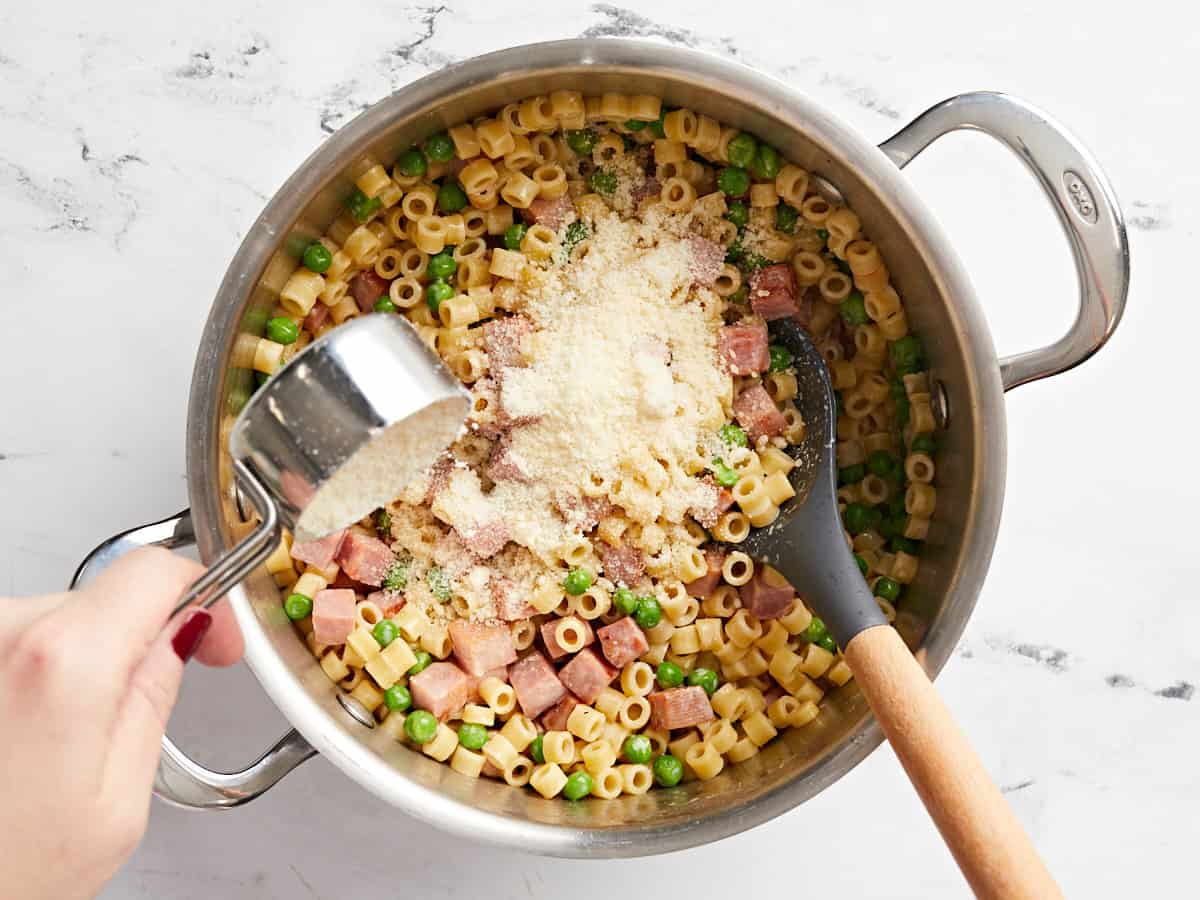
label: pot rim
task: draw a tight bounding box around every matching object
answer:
[186,38,1006,856]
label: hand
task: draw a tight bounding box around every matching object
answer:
[0,548,244,900]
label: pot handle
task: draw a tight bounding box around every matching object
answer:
[878,92,1129,391]
[71,508,317,809]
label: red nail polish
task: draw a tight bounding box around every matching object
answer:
[172,609,212,662]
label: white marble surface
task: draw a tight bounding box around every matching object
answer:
[0,0,1194,896]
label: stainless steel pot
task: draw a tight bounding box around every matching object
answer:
[74,39,1128,857]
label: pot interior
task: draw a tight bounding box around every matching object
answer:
[189,40,1003,854]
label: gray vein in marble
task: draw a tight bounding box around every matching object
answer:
[388,4,451,66]
[1154,681,1194,701]
[580,4,742,57]
[817,74,901,120]
[1127,200,1169,231]
[1106,673,1135,688]
[1005,640,1070,672]
[1002,779,1036,793]
[2,160,92,233]
[288,864,323,900]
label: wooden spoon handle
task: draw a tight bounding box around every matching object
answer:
[843,625,1062,900]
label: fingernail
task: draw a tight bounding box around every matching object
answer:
[172,609,212,662]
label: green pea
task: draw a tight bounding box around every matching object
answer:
[886,491,907,519]
[374,297,397,314]
[396,148,427,177]
[426,279,454,314]
[911,434,937,455]
[854,553,869,576]
[408,649,433,675]
[843,502,873,534]
[867,450,896,478]
[428,251,457,280]
[383,558,410,591]
[687,667,719,697]
[254,371,270,388]
[566,129,597,155]
[503,223,528,250]
[750,145,781,180]
[890,335,924,372]
[834,257,853,275]
[653,754,684,787]
[404,709,438,744]
[656,660,684,688]
[815,634,838,653]
[894,393,911,427]
[729,285,749,304]
[775,203,799,234]
[878,514,900,541]
[529,734,545,764]
[624,118,648,132]
[563,568,594,596]
[283,593,312,620]
[839,291,869,326]
[613,588,639,616]
[266,316,299,345]
[768,344,794,372]
[724,200,748,228]
[563,220,589,256]
[346,188,381,223]
[634,595,662,630]
[719,423,748,448]
[717,166,750,196]
[563,770,593,801]
[711,459,739,488]
[437,181,468,213]
[422,132,455,162]
[384,684,412,712]
[302,242,332,273]
[589,170,618,195]
[622,734,653,764]
[726,132,758,169]
[457,722,488,750]
[838,463,866,486]
[816,227,830,242]
[874,576,902,602]
[890,536,921,555]
[372,620,398,648]
[800,616,828,644]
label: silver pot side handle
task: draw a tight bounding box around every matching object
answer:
[71,509,316,810]
[878,92,1130,391]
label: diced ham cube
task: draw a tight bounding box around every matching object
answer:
[409,661,470,721]
[507,651,568,718]
[381,592,406,616]
[303,303,329,334]
[733,383,788,441]
[599,543,644,587]
[522,195,575,230]
[290,529,347,570]
[632,176,661,203]
[648,686,715,730]
[493,577,534,622]
[311,588,356,645]
[690,477,735,529]
[334,530,395,587]
[557,647,616,703]
[554,493,612,532]
[596,617,650,669]
[349,271,391,312]
[684,548,727,599]
[486,434,532,484]
[425,455,456,502]
[793,287,814,330]
[330,570,372,593]
[719,324,770,375]
[540,616,595,661]
[456,520,510,559]
[687,234,725,286]
[540,694,580,732]
[739,564,796,620]
[482,315,533,372]
[749,264,800,320]
[449,620,517,676]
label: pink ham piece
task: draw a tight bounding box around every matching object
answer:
[541,694,580,732]
[349,271,391,312]
[492,577,535,622]
[554,493,612,532]
[449,620,517,676]
[596,616,650,669]
[522,195,574,230]
[648,686,715,730]
[684,548,727,599]
[456,520,510,559]
[486,434,532,484]
[719,324,770,375]
[792,287,814,330]
[409,662,471,721]
[739,564,796,620]
[687,234,725,286]
[290,529,346,570]
[311,588,356,645]
[749,263,800,320]
[303,303,329,334]
[556,647,616,703]
[482,315,534,372]
[690,477,735,529]
[507,651,568,718]
[599,543,644,587]
[632,176,661,204]
[540,616,595,661]
[334,531,395,587]
[733,383,788,441]
[425,455,456,502]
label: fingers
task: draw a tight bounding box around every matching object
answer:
[193,598,244,667]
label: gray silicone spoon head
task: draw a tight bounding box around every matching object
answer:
[743,320,887,646]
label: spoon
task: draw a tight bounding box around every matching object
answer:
[746,320,1062,900]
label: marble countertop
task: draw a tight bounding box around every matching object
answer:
[1,0,1193,896]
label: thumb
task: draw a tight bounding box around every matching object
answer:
[102,609,211,800]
